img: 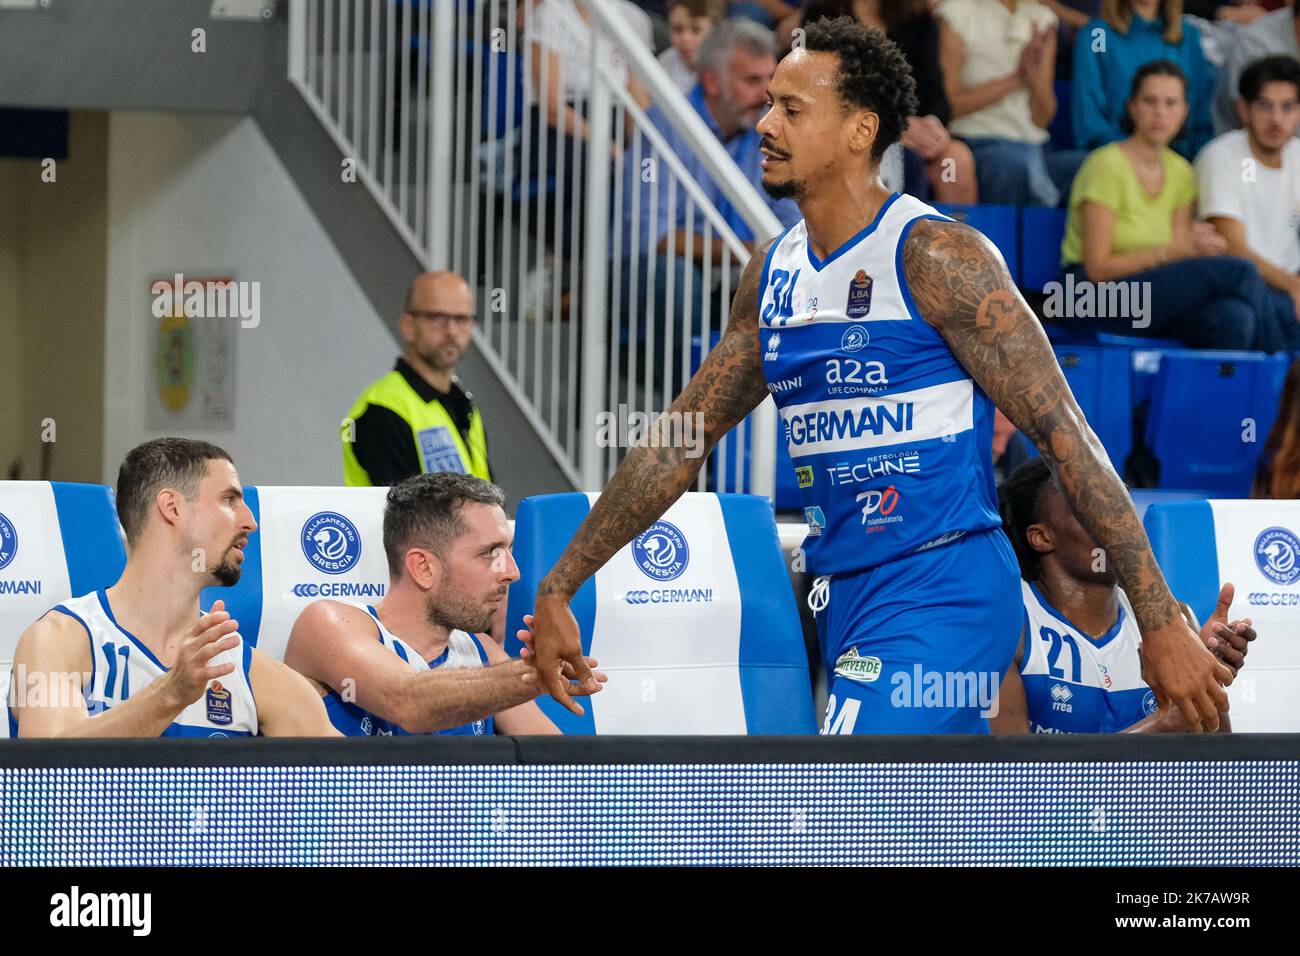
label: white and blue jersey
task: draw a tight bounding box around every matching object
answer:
[1020,580,1157,733]
[322,604,494,737]
[759,192,1002,577]
[782,193,1021,734]
[6,590,258,738]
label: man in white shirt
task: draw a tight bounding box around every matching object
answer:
[1197,55,1300,329]
[1213,7,1300,134]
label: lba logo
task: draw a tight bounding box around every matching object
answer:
[0,512,17,572]
[1255,527,1300,586]
[301,512,362,575]
[631,520,689,582]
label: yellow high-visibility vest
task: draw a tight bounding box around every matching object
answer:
[342,369,490,485]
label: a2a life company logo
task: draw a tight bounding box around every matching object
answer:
[631,520,690,582]
[301,511,362,575]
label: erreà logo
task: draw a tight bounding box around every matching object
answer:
[301,511,362,575]
[834,647,882,683]
[631,520,689,582]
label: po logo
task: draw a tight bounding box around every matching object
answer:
[1254,527,1300,586]
[301,511,361,575]
[631,520,689,582]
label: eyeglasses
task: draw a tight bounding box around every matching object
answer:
[407,311,476,328]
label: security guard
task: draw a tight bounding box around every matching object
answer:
[343,271,491,485]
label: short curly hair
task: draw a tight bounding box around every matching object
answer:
[800,15,918,163]
[383,472,505,577]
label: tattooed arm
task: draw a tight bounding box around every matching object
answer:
[903,218,1233,731]
[529,238,776,713]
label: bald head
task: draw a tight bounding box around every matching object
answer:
[400,271,476,385]
[403,271,473,315]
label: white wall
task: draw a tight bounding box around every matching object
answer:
[103,111,396,485]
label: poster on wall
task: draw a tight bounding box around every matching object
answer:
[145,273,237,431]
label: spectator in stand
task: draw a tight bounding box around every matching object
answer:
[938,0,1083,205]
[660,0,725,92]
[1059,60,1297,350]
[1197,56,1300,327]
[728,0,799,28]
[618,19,800,395]
[1253,358,1300,498]
[795,0,977,202]
[1213,5,1300,132]
[1184,0,1269,24]
[1072,0,1215,159]
[520,0,653,311]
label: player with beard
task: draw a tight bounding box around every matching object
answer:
[285,474,604,736]
[524,15,1233,733]
[8,438,337,737]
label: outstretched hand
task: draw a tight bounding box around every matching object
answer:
[516,609,606,712]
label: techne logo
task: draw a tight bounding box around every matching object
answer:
[787,404,914,449]
[631,520,689,582]
[301,511,362,575]
[50,886,151,936]
[1254,527,1300,586]
[625,588,714,605]
[1142,690,1158,716]
[291,582,386,598]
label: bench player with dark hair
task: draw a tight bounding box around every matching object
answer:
[993,459,1257,733]
[285,473,604,736]
[524,15,1233,733]
[8,438,337,737]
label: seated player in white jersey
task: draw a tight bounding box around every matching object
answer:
[8,438,338,738]
[991,460,1258,734]
[525,16,1234,734]
[284,473,605,736]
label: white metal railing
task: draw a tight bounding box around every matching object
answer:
[288,0,779,496]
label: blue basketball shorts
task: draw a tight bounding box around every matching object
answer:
[813,527,1022,734]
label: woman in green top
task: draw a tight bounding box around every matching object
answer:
[1057,59,1296,351]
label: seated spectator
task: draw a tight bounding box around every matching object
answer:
[1198,56,1300,330]
[1185,0,1270,25]
[798,0,978,202]
[1059,60,1297,350]
[8,439,338,738]
[1073,0,1216,159]
[992,459,1255,734]
[618,19,801,396]
[521,0,653,305]
[285,474,606,737]
[938,0,1084,205]
[728,0,799,28]
[660,0,725,92]
[1213,5,1300,132]
[1252,357,1300,498]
